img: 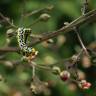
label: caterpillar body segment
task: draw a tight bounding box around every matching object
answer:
[17,28,32,53]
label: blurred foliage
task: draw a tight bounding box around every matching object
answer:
[0,0,96,96]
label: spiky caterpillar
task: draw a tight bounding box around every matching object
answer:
[17,28,38,57]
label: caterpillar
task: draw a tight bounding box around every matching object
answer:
[17,27,38,57]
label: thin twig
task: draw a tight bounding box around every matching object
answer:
[0,49,83,72]
[0,47,20,53]
[0,12,17,28]
[81,0,89,15]
[32,65,35,77]
[0,9,96,53]
[30,9,96,46]
[27,18,40,28]
[74,27,89,55]
[0,60,22,67]
[23,5,54,18]
[73,49,83,80]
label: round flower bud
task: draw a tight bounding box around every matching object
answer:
[52,66,61,75]
[64,22,69,26]
[71,55,78,62]
[46,39,54,44]
[39,13,51,21]
[6,38,11,44]
[6,28,15,37]
[82,82,91,89]
[60,70,70,81]
[78,80,91,89]
[46,5,54,11]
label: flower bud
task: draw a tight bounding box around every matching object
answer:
[60,70,70,81]
[64,22,69,26]
[46,39,54,44]
[6,28,15,37]
[46,5,54,11]
[71,55,78,62]
[78,80,91,89]
[6,38,11,44]
[82,82,91,89]
[39,13,51,21]
[52,66,61,75]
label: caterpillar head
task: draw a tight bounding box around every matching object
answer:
[25,48,38,61]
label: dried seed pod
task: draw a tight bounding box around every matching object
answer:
[30,84,37,95]
[30,76,50,95]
